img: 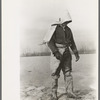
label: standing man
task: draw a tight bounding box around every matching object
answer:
[43,10,80,100]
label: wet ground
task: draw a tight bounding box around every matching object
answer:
[20,54,97,100]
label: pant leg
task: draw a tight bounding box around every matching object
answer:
[50,54,61,79]
[50,53,61,99]
[61,50,74,93]
[62,52,76,98]
[50,48,65,79]
[50,48,65,99]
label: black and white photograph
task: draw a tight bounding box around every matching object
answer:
[2,0,98,100]
[19,0,98,100]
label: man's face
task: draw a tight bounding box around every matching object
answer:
[60,22,67,28]
[62,22,68,26]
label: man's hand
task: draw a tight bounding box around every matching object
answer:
[53,51,62,60]
[75,55,80,62]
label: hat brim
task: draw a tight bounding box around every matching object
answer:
[62,20,72,24]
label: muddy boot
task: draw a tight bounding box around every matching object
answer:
[64,72,77,99]
[51,79,58,100]
[50,91,58,100]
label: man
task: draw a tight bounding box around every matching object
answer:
[43,10,80,100]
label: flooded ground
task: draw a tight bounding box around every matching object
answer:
[20,54,97,100]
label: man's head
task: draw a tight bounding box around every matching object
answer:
[52,10,72,26]
[59,20,72,28]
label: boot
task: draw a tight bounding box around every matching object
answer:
[64,72,77,98]
[51,90,58,100]
[51,79,58,100]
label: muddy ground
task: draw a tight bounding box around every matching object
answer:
[20,54,97,100]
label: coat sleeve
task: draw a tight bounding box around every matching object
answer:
[47,32,58,54]
[70,30,79,56]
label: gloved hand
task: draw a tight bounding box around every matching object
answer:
[75,52,80,62]
[53,51,62,60]
[75,55,80,62]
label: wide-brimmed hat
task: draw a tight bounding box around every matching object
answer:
[52,10,72,26]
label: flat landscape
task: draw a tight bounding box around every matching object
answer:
[20,54,97,100]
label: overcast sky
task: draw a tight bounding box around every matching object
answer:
[20,0,98,53]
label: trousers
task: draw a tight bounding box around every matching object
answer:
[50,45,74,94]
